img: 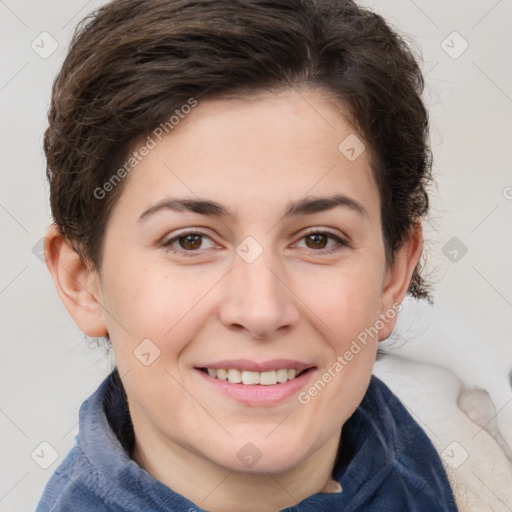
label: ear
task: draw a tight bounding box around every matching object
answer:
[378,222,423,341]
[44,224,108,337]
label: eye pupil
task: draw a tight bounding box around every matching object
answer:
[305,233,327,249]
[179,234,202,250]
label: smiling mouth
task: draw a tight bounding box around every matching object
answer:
[198,367,313,385]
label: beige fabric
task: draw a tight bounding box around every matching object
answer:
[374,357,512,511]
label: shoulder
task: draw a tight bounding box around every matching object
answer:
[35,372,131,512]
[342,375,458,511]
[35,444,120,512]
[34,371,192,512]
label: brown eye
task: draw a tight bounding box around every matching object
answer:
[294,230,349,255]
[162,231,216,255]
[305,233,329,249]
[178,234,203,250]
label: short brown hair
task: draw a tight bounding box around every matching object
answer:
[45,0,432,298]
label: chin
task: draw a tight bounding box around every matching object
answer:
[233,454,306,475]
[207,435,315,475]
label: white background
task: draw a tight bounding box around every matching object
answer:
[1,0,511,510]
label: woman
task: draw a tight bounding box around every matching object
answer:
[37,0,457,510]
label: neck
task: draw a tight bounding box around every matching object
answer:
[131,421,341,512]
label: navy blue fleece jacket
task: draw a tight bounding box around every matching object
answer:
[36,370,457,511]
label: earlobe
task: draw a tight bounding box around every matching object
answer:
[44,224,108,337]
[378,223,423,341]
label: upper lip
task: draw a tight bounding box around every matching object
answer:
[196,359,315,372]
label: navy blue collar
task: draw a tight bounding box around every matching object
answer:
[72,369,457,511]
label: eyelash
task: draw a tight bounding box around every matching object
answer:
[161,229,350,258]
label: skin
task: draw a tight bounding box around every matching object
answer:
[45,88,422,512]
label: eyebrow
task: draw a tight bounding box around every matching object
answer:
[138,194,368,222]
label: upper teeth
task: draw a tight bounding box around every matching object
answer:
[206,368,300,385]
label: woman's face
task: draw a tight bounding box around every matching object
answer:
[94,88,405,474]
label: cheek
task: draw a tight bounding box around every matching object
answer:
[295,261,383,411]
[301,260,384,341]
[297,282,380,437]
[102,262,222,359]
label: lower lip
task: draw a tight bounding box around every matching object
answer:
[196,368,316,406]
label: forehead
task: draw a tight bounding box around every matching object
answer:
[113,88,379,221]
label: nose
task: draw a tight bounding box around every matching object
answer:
[218,251,301,340]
